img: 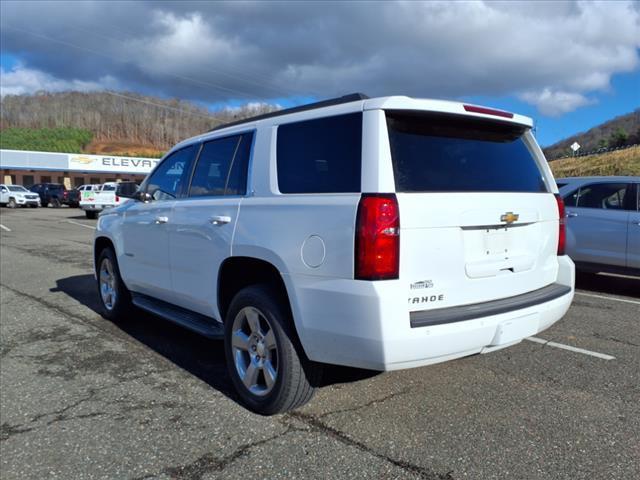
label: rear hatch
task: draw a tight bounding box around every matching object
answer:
[385,111,559,312]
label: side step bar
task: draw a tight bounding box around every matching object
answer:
[410,283,572,328]
[131,293,224,339]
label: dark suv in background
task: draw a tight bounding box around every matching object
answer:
[29,183,80,208]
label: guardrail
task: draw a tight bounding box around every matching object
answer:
[548,143,639,161]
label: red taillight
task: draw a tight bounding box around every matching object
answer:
[115,195,120,203]
[355,194,400,280]
[463,104,514,119]
[555,194,566,255]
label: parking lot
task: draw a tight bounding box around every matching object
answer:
[0,207,638,479]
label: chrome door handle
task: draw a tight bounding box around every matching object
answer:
[566,212,578,218]
[155,216,169,224]
[210,215,231,225]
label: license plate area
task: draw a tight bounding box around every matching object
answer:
[483,228,508,256]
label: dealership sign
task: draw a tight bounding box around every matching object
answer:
[68,154,159,173]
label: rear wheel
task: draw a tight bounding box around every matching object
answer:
[86,211,98,219]
[224,285,321,415]
[7,198,17,208]
[96,247,132,321]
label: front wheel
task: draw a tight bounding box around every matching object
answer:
[96,247,132,321]
[7,198,17,208]
[224,285,321,415]
[50,197,61,208]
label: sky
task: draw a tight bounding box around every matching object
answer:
[0,0,639,147]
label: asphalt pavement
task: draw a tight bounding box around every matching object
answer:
[1,207,638,479]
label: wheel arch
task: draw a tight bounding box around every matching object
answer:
[94,236,115,275]
[217,255,312,354]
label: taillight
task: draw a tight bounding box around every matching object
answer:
[555,194,566,255]
[355,194,400,280]
[115,195,120,203]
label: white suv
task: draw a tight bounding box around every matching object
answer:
[93,94,575,414]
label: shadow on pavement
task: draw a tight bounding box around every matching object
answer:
[52,274,380,403]
[575,272,640,299]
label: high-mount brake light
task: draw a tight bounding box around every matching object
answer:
[355,194,400,280]
[555,194,566,255]
[463,104,514,119]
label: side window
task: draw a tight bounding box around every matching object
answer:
[573,183,629,210]
[189,133,252,197]
[276,113,362,194]
[146,145,196,201]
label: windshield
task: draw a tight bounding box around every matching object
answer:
[386,111,548,193]
[7,186,28,192]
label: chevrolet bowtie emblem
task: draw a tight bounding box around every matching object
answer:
[500,212,519,224]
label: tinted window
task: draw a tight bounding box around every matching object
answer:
[570,183,630,210]
[146,145,196,201]
[277,113,362,193]
[189,133,252,197]
[386,111,548,193]
[556,182,567,188]
[117,182,138,197]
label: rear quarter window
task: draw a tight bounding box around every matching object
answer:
[276,113,362,194]
[386,111,548,193]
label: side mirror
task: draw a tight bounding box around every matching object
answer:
[134,191,153,202]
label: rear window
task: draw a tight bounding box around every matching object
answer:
[386,111,548,193]
[277,113,362,194]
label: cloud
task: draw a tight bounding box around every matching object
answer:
[0,1,638,115]
[0,63,119,97]
[519,89,595,117]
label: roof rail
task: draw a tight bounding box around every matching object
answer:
[208,93,369,132]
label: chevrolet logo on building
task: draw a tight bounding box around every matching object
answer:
[70,155,95,165]
[500,212,519,224]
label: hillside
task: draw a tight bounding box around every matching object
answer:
[549,145,640,177]
[543,110,640,160]
[0,91,278,156]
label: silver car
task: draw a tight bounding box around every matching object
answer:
[557,176,640,275]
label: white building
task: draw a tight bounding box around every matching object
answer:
[0,149,159,188]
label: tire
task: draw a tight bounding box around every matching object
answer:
[8,198,17,209]
[51,197,61,208]
[86,211,98,219]
[96,247,133,321]
[224,284,322,415]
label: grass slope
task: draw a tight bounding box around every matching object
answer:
[549,146,640,178]
[0,127,93,153]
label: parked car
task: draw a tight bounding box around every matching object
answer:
[557,176,640,275]
[80,182,138,219]
[0,184,41,208]
[93,94,574,414]
[29,183,78,208]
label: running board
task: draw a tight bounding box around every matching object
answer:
[131,293,224,339]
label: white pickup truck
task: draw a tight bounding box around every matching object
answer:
[80,182,138,219]
[93,94,575,414]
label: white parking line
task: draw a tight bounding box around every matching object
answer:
[66,220,96,230]
[576,291,640,306]
[526,336,615,360]
[0,224,11,232]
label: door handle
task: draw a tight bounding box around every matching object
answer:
[155,216,169,224]
[566,212,578,218]
[210,215,231,225]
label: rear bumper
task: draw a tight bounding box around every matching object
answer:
[81,204,104,211]
[290,256,575,371]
